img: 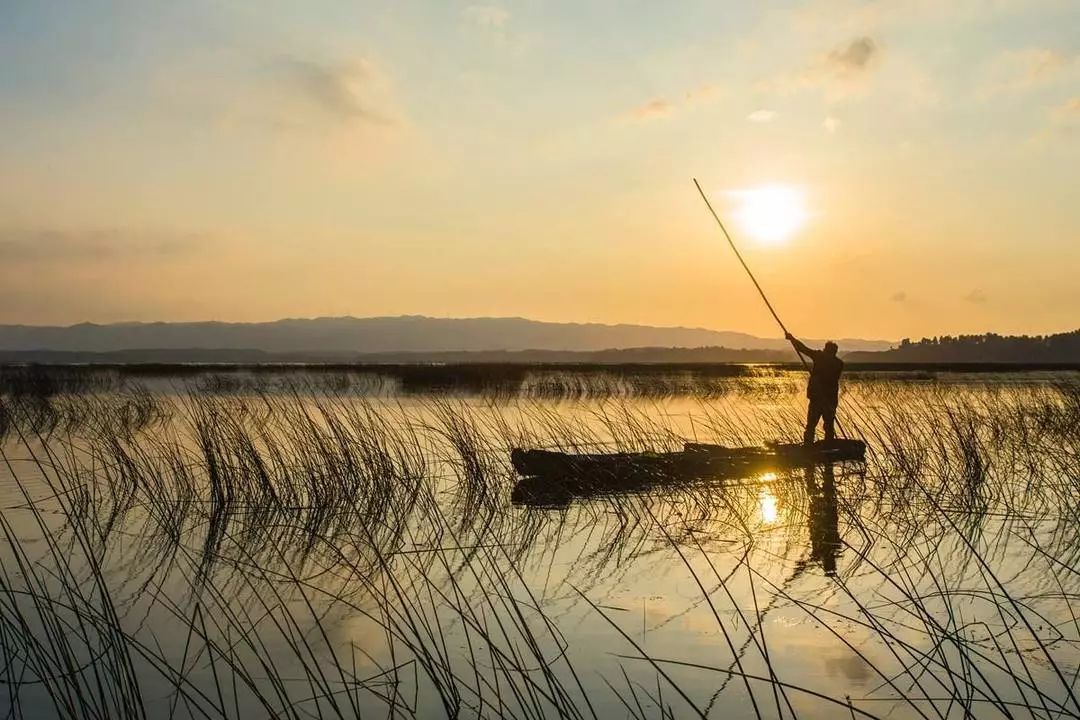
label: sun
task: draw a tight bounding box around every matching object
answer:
[728,184,808,246]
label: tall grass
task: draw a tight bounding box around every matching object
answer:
[0,369,1076,718]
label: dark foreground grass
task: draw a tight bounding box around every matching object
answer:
[0,375,1077,718]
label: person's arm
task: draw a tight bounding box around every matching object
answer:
[786,332,819,359]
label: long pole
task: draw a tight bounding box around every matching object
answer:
[692,178,799,357]
[693,178,848,438]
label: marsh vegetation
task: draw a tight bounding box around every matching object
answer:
[0,365,1077,718]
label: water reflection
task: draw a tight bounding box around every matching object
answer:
[756,466,841,574]
[2,374,1077,720]
[758,481,779,525]
[805,463,841,575]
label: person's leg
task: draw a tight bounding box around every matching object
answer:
[822,406,836,441]
[804,404,822,445]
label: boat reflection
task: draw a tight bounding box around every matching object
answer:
[510,456,845,576]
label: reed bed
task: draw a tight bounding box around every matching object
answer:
[0,370,1077,718]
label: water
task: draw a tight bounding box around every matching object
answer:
[0,368,1077,719]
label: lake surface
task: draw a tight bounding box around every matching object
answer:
[0,367,1077,719]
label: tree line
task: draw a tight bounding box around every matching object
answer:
[849,330,1080,363]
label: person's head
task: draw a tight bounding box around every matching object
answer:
[824,341,838,357]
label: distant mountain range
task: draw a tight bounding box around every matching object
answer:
[0,316,892,356]
[0,346,800,365]
[1,317,1074,365]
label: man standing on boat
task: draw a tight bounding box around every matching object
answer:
[785,333,843,444]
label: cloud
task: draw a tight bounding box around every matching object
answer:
[265,56,396,127]
[763,36,882,100]
[623,85,721,122]
[964,289,988,304]
[685,84,721,104]
[1031,96,1080,144]
[784,0,1036,39]
[463,5,510,29]
[0,229,204,264]
[1052,96,1080,121]
[980,48,1077,98]
[270,57,389,124]
[822,115,840,132]
[747,109,776,123]
[626,98,677,121]
[890,291,907,302]
[827,37,878,75]
[1048,96,1080,136]
[461,4,532,54]
[1023,49,1070,82]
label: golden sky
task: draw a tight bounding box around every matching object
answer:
[1,0,1077,339]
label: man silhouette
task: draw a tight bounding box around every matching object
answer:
[786,332,843,444]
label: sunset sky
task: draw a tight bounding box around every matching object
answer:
[1,0,1077,340]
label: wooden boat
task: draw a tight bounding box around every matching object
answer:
[509,439,865,506]
[685,438,865,465]
[512,439,864,478]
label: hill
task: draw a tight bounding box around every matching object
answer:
[0,316,890,355]
[0,345,798,365]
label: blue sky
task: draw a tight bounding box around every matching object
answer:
[1,0,1077,338]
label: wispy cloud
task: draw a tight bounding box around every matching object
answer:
[627,99,676,121]
[1031,96,1080,145]
[747,109,777,123]
[827,36,878,76]
[267,56,395,126]
[964,289,988,304]
[1022,49,1070,82]
[1049,96,1080,134]
[684,84,720,104]
[784,0,1037,38]
[979,48,1077,98]
[623,84,721,122]
[463,4,510,29]
[763,36,882,100]
[1053,96,1080,120]
[822,115,840,133]
[807,36,881,95]
[461,5,531,53]
[0,229,204,263]
[890,291,907,302]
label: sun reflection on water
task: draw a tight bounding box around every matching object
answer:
[759,472,779,525]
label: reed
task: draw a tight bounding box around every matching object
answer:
[0,369,1076,718]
